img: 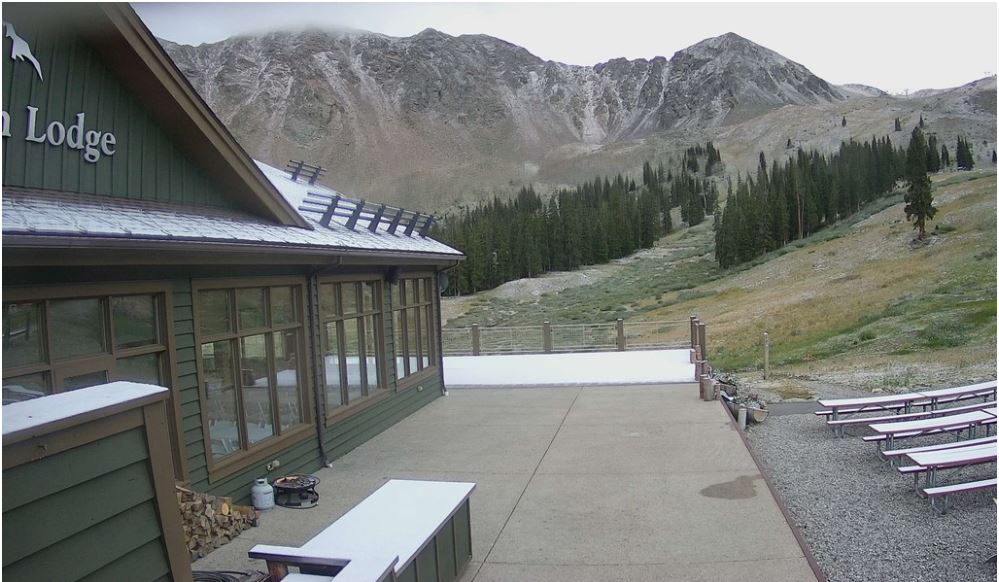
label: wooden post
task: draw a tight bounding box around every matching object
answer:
[543,321,553,353]
[692,345,701,364]
[616,319,626,351]
[763,332,770,380]
[471,324,481,356]
[697,323,707,360]
[694,358,703,379]
[689,316,698,348]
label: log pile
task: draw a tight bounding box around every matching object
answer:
[177,485,258,561]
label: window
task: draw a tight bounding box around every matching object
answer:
[392,276,437,381]
[195,282,309,463]
[2,292,169,405]
[319,279,385,414]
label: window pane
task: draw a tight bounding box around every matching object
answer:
[345,318,364,403]
[320,284,338,319]
[342,283,359,315]
[3,302,45,368]
[50,298,106,360]
[324,322,343,410]
[406,280,417,305]
[362,282,376,313]
[393,281,403,308]
[421,307,432,369]
[113,295,159,349]
[364,315,380,391]
[407,308,420,371]
[117,353,161,385]
[3,372,51,404]
[202,340,242,459]
[394,311,407,379]
[424,279,434,303]
[240,334,274,445]
[199,290,231,336]
[271,286,296,325]
[274,331,303,430]
[237,288,267,330]
[64,369,110,391]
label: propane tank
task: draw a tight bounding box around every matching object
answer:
[251,478,275,510]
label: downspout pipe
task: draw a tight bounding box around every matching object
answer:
[308,259,342,467]
[436,261,461,395]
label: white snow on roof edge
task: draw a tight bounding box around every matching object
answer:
[3,382,168,437]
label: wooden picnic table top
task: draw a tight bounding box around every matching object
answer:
[818,381,997,409]
[868,409,995,435]
[906,443,997,469]
[918,381,997,399]
[818,392,926,409]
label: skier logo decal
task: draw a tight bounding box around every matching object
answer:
[4,21,43,81]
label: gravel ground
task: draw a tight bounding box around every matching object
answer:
[746,413,997,581]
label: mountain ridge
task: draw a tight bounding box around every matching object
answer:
[160,30,996,209]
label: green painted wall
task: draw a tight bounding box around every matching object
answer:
[396,499,472,582]
[2,427,173,581]
[1,14,236,209]
[4,267,444,507]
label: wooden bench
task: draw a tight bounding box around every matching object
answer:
[249,479,476,582]
[881,435,996,462]
[827,400,996,430]
[924,479,998,514]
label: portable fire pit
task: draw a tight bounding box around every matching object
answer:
[272,474,320,509]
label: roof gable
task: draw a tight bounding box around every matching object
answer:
[1,4,309,228]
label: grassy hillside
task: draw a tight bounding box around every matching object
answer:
[443,170,997,394]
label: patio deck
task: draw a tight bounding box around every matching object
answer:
[192,384,817,581]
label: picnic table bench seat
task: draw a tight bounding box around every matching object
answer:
[880,435,997,461]
[816,381,997,423]
[827,400,996,430]
[923,478,998,514]
[249,479,476,582]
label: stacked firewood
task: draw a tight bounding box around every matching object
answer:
[176,485,258,560]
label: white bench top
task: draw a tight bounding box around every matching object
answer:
[251,479,475,582]
[818,392,926,409]
[919,381,997,399]
[869,410,995,434]
[881,435,997,457]
[819,381,997,409]
[924,478,998,496]
[906,443,997,468]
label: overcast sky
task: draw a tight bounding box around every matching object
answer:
[134,2,997,95]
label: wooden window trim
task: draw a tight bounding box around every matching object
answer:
[191,277,315,483]
[1,281,186,480]
[317,276,389,421]
[391,276,439,381]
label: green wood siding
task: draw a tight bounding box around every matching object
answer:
[397,499,472,582]
[2,427,172,582]
[1,16,236,209]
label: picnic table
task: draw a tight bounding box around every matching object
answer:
[818,392,927,422]
[918,381,997,409]
[905,443,998,512]
[868,408,997,450]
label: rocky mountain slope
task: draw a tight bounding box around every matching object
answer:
[162,30,996,209]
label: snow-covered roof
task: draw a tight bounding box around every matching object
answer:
[3,165,463,259]
[3,382,167,441]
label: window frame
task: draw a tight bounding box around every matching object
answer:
[192,277,314,482]
[317,274,389,422]
[2,282,184,479]
[392,273,439,390]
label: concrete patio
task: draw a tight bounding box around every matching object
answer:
[193,384,817,581]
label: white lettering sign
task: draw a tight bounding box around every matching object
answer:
[5,105,117,163]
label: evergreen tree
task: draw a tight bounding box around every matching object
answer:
[993,150,997,165]
[903,127,936,239]
[841,116,847,127]
[918,115,925,129]
[786,138,793,149]
[894,118,902,132]
[926,134,941,172]
[940,144,950,168]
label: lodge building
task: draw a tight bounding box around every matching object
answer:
[2,1,462,515]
